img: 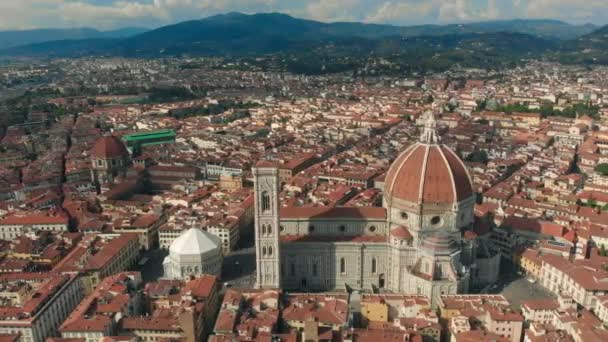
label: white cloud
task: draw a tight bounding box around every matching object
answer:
[58,1,170,28]
[365,1,435,24]
[437,0,502,23]
[305,0,363,22]
[523,0,608,22]
[0,0,606,30]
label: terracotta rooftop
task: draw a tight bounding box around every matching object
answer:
[390,226,413,239]
[384,144,473,204]
[0,212,69,226]
[279,206,386,220]
[91,136,129,159]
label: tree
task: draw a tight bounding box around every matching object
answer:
[595,163,608,176]
[466,150,489,164]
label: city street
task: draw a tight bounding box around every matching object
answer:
[135,248,168,283]
[500,277,555,309]
[222,246,257,288]
[134,242,257,288]
[483,262,555,309]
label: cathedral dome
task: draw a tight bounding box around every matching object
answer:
[91,136,129,159]
[384,114,473,205]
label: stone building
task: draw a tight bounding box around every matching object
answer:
[0,273,83,342]
[163,228,223,279]
[254,112,500,307]
[90,136,130,189]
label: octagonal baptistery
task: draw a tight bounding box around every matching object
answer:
[163,228,223,279]
[384,113,475,242]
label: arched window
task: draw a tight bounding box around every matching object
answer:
[261,225,266,235]
[268,246,273,256]
[267,225,272,235]
[313,263,318,276]
[262,246,267,256]
[261,191,271,212]
[372,258,377,274]
[340,258,346,274]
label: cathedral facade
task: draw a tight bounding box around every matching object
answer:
[254,113,500,306]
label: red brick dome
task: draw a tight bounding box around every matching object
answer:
[91,136,129,159]
[385,143,473,204]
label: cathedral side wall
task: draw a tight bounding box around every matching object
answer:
[386,196,476,235]
[280,242,389,291]
[279,218,387,236]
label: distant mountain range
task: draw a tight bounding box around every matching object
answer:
[322,17,597,41]
[0,27,148,50]
[1,13,607,69]
[554,25,608,64]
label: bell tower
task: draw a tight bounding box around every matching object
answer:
[253,165,281,289]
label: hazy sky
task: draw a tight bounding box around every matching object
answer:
[1,0,606,30]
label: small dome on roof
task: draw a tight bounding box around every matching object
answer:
[91,136,129,159]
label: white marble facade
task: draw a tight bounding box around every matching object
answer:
[254,113,500,307]
[163,227,223,279]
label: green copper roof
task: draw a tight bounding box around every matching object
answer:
[122,129,176,142]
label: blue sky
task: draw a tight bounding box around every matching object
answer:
[1,0,606,30]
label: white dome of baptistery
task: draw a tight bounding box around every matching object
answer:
[169,227,222,257]
[163,227,223,279]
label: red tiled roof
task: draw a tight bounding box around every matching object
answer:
[181,275,216,298]
[0,212,68,225]
[385,144,473,204]
[390,226,413,239]
[122,317,181,331]
[455,330,509,342]
[283,295,348,325]
[522,299,559,311]
[86,234,138,270]
[91,136,128,159]
[279,206,386,220]
[501,217,565,237]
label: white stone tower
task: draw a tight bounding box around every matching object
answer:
[253,164,281,289]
